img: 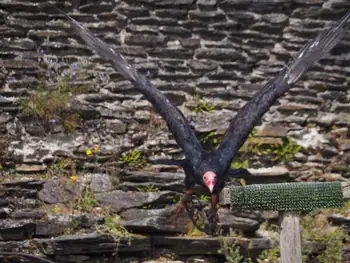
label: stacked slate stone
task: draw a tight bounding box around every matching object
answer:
[0,0,350,262]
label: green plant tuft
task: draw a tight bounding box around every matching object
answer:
[199,131,222,146]
[137,184,159,192]
[231,159,249,169]
[76,186,97,212]
[268,138,302,163]
[21,53,108,133]
[301,215,346,263]
[119,149,147,167]
[218,238,253,263]
[192,89,215,113]
[96,215,129,241]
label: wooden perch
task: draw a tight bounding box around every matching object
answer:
[219,181,350,205]
[219,181,348,263]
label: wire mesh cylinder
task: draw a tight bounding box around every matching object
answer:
[230,182,344,212]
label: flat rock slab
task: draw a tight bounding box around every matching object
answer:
[36,214,103,237]
[95,190,180,213]
[121,205,191,234]
[120,171,185,192]
[119,181,184,192]
[248,166,289,177]
[90,173,114,193]
[218,208,261,233]
[151,236,270,257]
[15,164,47,173]
[35,234,151,255]
[35,234,118,255]
[38,179,82,204]
[121,206,261,234]
[1,180,44,189]
[35,234,270,258]
[121,171,185,183]
[0,219,36,241]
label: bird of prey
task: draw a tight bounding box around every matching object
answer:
[58,8,350,215]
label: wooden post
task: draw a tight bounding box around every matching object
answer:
[279,212,302,263]
[221,182,346,262]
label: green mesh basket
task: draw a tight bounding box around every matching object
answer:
[230,182,344,212]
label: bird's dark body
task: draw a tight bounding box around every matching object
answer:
[183,152,227,194]
[58,8,350,211]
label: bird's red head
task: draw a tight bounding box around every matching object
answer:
[203,171,217,193]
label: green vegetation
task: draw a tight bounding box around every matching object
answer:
[200,194,210,202]
[267,138,302,163]
[119,149,147,167]
[137,184,159,192]
[199,131,222,146]
[96,214,129,241]
[76,186,98,212]
[64,113,81,134]
[301,215,346,263]
[20,84,82,133]
[193,101,215,113]
[197,126,302,169]
[258,246,280,262]
[21,52,107,133]
[48,158,76,177]
[256,214,346,263]
[231,159,249,169]
[218,238,253,263]
[192,89,215,113]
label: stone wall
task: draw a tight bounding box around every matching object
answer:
[0,0,350,262]
[1,0,350,173]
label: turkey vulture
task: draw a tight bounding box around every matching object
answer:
[58,9,350,215]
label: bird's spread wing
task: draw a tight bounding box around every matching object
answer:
[58,9,203,165]
[216,12,350,169]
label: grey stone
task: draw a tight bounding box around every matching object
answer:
[0,208,11,219]
[121,205,191,234]
[90,173,114,193]
[124,34,168,47]
[35,213,103,237]
[195,48,245,61]
[193,28,227,41]
[155,9,188,19]
[147,47,194,59]
[151,236,270,258]
[154,0,196,7]
[188,60,217,73]
[15,164,47,173]
[131,17,178,26]
[180,38,201,48]
[0,219,36,241]
[160,26,192,37]
[35,234,118,255]
[38,179,82,204]
[11,209,45,219]
[95,190,180,213]
[198,0,217,7]
[218,208,261,233]
[0,112,12,123]
[119,180,184,192]
[118,4,150,18]
[0,38,36,50]
[188,10,226,23]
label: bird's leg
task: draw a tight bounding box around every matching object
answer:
[176,188,193,216]
[211,194,218,211]
[202,193,219,235]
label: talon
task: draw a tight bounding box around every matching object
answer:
[175,189,193,217]
[176,203,185,217]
